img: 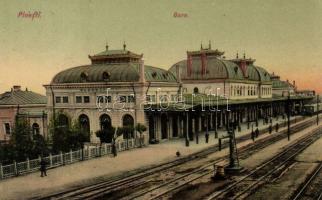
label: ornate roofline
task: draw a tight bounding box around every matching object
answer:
[89,52,143,60]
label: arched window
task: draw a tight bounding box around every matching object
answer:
[99,114,113,143]
[102,71,110,81]
[32,123,40,135]
[193,87,199,94]
[80,72,88,82]
[79,114,90,141]
[100,114,112,130]
[122,114,134,139]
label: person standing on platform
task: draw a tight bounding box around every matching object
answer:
[40,158,47,177]
[255,128,259,138]
[205,132,209,143]
[275,123,279,132]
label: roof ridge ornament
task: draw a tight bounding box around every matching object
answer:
[123,41,126,50]
[106,41,109,51]
[208,40,211,49]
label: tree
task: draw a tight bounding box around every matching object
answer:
[0,144,17,165]
[11,118,34,161]
[33,133,49,157]
[119,126,134,149]
[96,126,116,144]
[135,123,147,147]
[51,126,69,153]
[96,126,123,157]
[48,114,69,153]
[69,120,89,150]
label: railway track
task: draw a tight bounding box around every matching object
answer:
[205,125,322,200]
[35,116,315,200]
[124,118,320,200]
[291,162,322,200]
[122,118,318,200]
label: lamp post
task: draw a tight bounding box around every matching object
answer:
[215,88,220,138]
[224,121,242,174]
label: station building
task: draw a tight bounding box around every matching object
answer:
[0,86,47,142]
[44,44,179,143]
[44,43,314,144]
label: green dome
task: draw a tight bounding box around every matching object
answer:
[252,65,271,82]
[169,56,271,83]
[51,63,177,84]
[169,57,245,80]
[272,79,292,88]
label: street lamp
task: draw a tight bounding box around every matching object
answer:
[215,88,220,138]
[224,122,242,174]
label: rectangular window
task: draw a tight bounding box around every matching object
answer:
[97,96,104,103]
[128,95,135,103]
[55,96,61,103]
[63,96,69,103]
[84,96,90,103]
[107,96,112,103]
[97,96,111,103]
[119,96,127,103]
[4,123,10,135]
[76,96,82,103]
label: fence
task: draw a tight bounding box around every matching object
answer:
[0,138,142,180]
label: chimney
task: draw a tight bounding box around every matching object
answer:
[176,65,181,82]
[13,85,21,91]
[139,59,145,83]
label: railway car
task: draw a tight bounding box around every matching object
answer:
[302,103,322,116]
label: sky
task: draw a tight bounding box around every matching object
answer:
[0,0,321,94]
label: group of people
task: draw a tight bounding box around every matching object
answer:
[252,122,280,141]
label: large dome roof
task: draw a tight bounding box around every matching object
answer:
[169,57,245,80]
[51,63,177,84]
[169,57,271,82]
[246,65,271,82]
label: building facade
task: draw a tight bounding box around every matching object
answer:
[0,86,47,142]
[44,44,179,143]
[44,43,313,144]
